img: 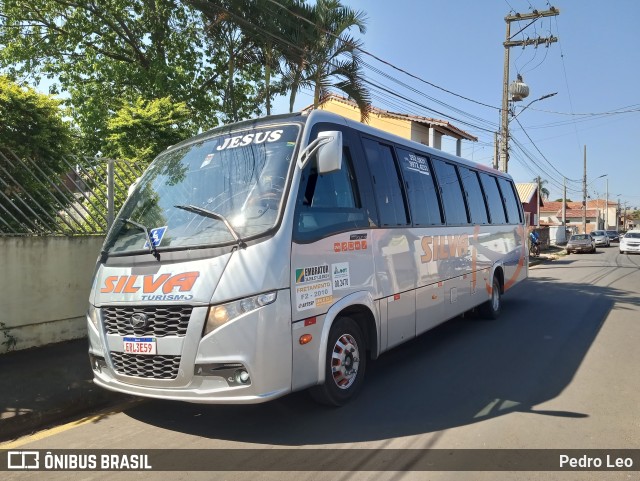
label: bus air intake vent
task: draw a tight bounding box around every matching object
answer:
[110,352,181,379]
[102,306,192,337]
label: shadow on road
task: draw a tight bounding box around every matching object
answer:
[125,276,635,445]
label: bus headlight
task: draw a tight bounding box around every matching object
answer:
[88,304,99,329]
[204,291,277,335]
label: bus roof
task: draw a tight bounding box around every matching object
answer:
[164,109,510,180]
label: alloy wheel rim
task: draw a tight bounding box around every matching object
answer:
[331,333,360,390]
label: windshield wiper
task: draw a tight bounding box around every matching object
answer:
[174,204,247,249]
[121,218,161,261]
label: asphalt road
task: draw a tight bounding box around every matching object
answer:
[3,246,640,481]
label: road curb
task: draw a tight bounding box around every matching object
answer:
[0,381,130,443]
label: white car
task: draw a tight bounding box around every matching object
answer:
[619,230,640,254]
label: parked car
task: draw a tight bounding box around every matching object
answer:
[619,230,640,254]
[605,230,620,243]
[566,234,596,254]
[591,230,610,247]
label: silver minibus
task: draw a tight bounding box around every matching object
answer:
[88,110,527,406]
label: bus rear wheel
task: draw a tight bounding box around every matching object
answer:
[479,276,502,320]
[310,317,367,406]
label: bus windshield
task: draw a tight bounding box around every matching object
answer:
[104,124,300,255]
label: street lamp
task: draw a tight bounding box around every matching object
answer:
[511,92,558,121]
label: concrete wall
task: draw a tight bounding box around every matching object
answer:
[0,236,105,352]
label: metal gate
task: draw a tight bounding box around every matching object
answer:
[0,147,144,236]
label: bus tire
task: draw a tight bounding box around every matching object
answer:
[479,276,502,320]
[310,316,367,407]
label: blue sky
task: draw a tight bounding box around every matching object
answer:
[275,0,640,209]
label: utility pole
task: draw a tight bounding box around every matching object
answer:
[605,178,609,229]
[493,132,499,170]
[500,7,560,172]
[536,175,541,228]
[582,145,587,234]
[562,177,566,229]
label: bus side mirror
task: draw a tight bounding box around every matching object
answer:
[298,130,343,173]
[316,131,343,174]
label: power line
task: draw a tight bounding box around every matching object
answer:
[363,79,496,134]
[211,1,500,138]
[513,116,582,182]
[360,59,499,130]
[527,103,640,116]
[553,14,582,156]
[265,0,500,111]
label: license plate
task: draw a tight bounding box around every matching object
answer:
[123,337,157,355]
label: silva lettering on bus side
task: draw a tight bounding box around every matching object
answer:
[216,130,283,151]
[100,272,200,301]
[420,235,469,263]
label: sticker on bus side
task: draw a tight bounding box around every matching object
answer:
[295,264,330,284]
[402,152,431,175]
[334,240,367,252]
[295,281,333,312]
[332,262,350,290]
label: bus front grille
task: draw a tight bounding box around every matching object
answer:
[110,352,181,379]
[102,306,192,337]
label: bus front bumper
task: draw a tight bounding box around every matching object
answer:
[87,293,293,404]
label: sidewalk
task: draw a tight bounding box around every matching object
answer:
[529,244,565,266]
[0,338,131,443]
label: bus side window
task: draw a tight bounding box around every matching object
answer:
[395,147,443,226]
[362,138,410,227]
[294,146,367,241]
[479,173,507,224]
[431,158,469,225]
[459,166,489,224]
[497,177,523,224]
[306,147,359,208]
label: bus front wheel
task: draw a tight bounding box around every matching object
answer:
[310,317,367,406]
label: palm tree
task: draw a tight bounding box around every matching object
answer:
[191,0,282,118]
[283,0,371,121]
[534,177,550,200]
[278,1,317,114]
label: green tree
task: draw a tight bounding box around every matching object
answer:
[81,96,194,232]
[191,0,371,119]
[533,177,550,200]
[188,0,290,119]
[0,0,264,152]
[303,0,371,121]
[0,76,73,159]
[278,0,319,113]
[103,97,195,165]
[0,76,75,232]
